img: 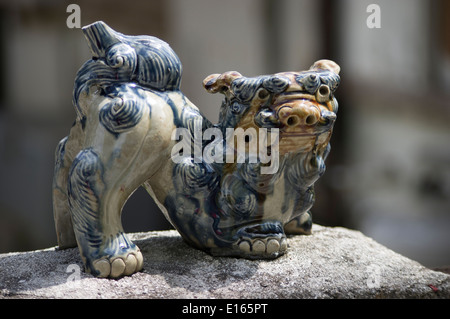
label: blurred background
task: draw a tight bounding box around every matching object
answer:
[0,0,449,269]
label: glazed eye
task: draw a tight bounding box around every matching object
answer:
[257,88,269,99]
[316,84,330,102]
[319,85,329,96]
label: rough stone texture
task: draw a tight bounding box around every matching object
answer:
[0,225,449,299]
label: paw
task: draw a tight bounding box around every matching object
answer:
[234,222,287,259]
[92,250,144,278]
[236,236,288,258]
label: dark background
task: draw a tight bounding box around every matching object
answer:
[0,0,449,269]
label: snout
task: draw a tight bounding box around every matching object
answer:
[276,98,335,132]
[277,102,321,128]
[272,100,336,154]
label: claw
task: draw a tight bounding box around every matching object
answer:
[91,250,143,278]
[236,236,287,258]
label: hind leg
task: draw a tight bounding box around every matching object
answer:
[68,145,150,278]
[53,121,84,249]
[68,115,174,277]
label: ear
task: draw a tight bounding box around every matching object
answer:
[203,71,242,94]
[310,59,340,75]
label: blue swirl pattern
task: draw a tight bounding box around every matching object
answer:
[98,85,144,137]
[55,22,342,274]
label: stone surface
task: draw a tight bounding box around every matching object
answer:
[0,225,449,299]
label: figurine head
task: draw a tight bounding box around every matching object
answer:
[203,60,340,158]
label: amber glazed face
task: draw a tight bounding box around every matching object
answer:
[53,21,340,278]
[233,70,338,157]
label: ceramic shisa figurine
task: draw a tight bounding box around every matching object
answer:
[53,21,340,278]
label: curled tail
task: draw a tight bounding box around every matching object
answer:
[73,21,183,120]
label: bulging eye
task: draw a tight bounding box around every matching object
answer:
[316,84,330,102]
[257,88,269,100]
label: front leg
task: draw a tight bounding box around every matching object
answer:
[283,144,329,236]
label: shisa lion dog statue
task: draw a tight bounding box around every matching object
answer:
[53,21,340,278]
